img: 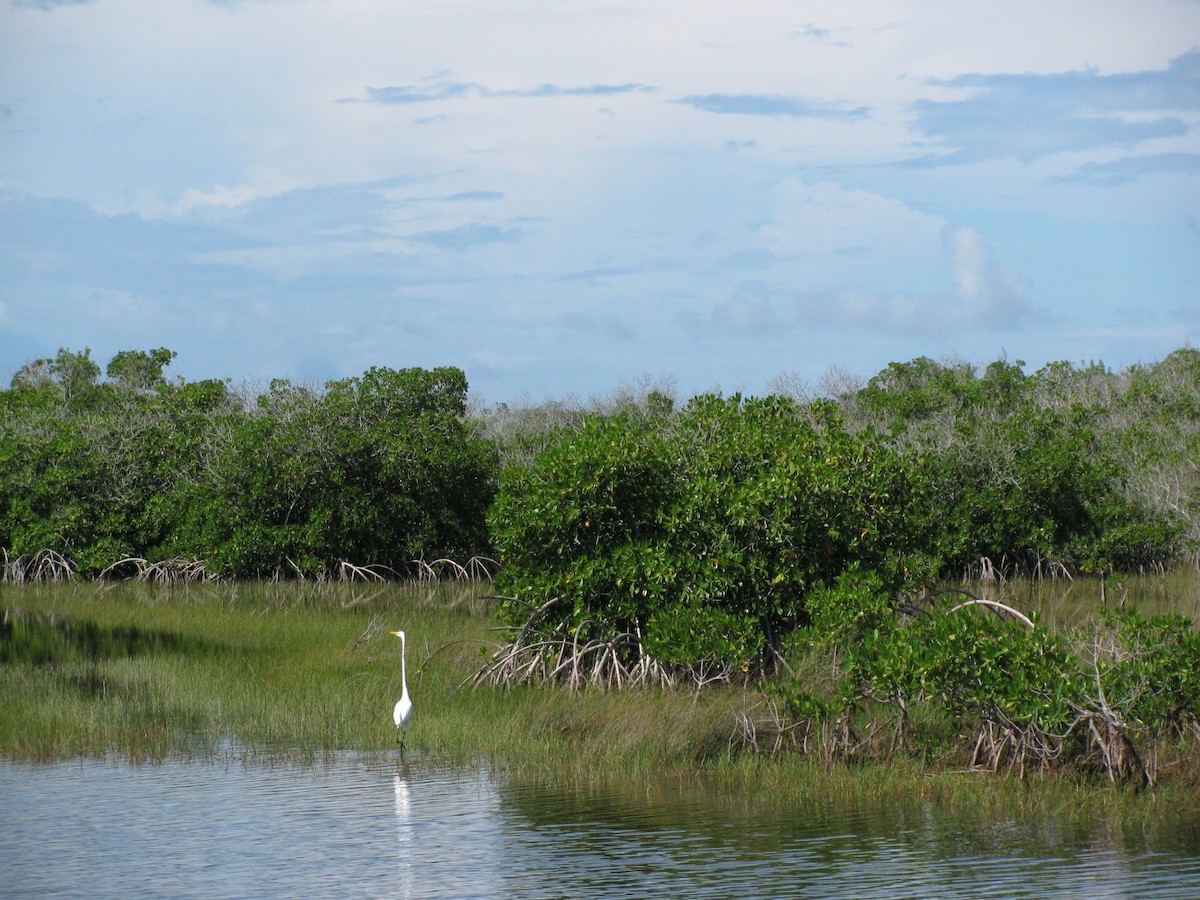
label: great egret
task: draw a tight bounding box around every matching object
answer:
[391,630,413,751]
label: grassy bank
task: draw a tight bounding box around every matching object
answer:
[2,575,1199,828]
[0,578,746,769]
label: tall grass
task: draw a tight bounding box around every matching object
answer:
[973,570,1200,630]
[0,579,744,770]
[1,579,473,759]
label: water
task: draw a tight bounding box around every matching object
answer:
[2,752,1198,899]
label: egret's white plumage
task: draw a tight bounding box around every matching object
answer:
[391,630,413,748]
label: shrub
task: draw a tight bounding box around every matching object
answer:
[0,352,496,577]
[488,394,932,681]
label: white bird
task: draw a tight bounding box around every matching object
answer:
[391,630,413,752]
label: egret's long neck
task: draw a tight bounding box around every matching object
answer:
[400,633,408,695]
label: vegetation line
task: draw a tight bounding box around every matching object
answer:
[2,346,1198,812]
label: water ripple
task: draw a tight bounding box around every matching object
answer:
[1,754,1196,899]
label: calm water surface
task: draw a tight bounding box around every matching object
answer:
[2,751,1198,899]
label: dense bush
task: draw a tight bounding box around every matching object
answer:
[842,354,1191,575]
[4,344,1195,590]
[200,367,496,576]
[1,348,192,571]
[489,394,932,676]
[775,578,1200,784]
[0,349,496,577]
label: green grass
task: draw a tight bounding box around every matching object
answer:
[986,569,1200,629]
[3,574,1199,831]
[0,578,746,769]
[1,579,471,759]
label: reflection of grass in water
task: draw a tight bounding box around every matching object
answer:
[2,609,219,666]
[2,576,1199,833]
[1,602,226,759]
[499,754,1200,855]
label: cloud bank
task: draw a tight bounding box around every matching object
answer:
[0,0,1196,401]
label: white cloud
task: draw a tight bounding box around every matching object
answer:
[174,183,290,215]
[945,225,1031,327]
[794,289,925,333]
[712,281,784,333]
[759,179,946,257]
[0,0,1195,401]
[708,204,1034,337]
[90,289,162,321]
[753,179,952,297]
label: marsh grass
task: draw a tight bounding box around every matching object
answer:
[0,579,484,759]
[3,574,1199,826]
[968,570,1200,629]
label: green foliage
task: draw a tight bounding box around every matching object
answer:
[849,356,1188,575]
[1090,607,1200,738]
[856,356,1025,430]
[10,347,103,406]
[771,586,1200,781]
[0,350,495,577]
[192,367,497,577]
[489,409,680,629]
[490,394,931,674]
[868,605,1079,734]
[105,347,176,393]
[490,345,1197,681]
[4,341,1196,607]
[801,565,893,649]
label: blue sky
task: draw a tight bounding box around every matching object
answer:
[1,0,1197,403]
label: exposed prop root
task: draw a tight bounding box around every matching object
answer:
[468,598,674,690]
[901,588,1034,629]
[2,549,75,583]
[99,557,216,584]
[412,556,499,582]
[947,597,1035,630]
[338,561,396,582]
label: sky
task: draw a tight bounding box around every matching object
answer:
[1,0,1198,404]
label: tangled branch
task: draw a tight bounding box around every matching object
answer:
[2,549,75,583]
[468,597,674,690]
[99,557,217,584]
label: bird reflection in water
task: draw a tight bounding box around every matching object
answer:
[393,771,414,898]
